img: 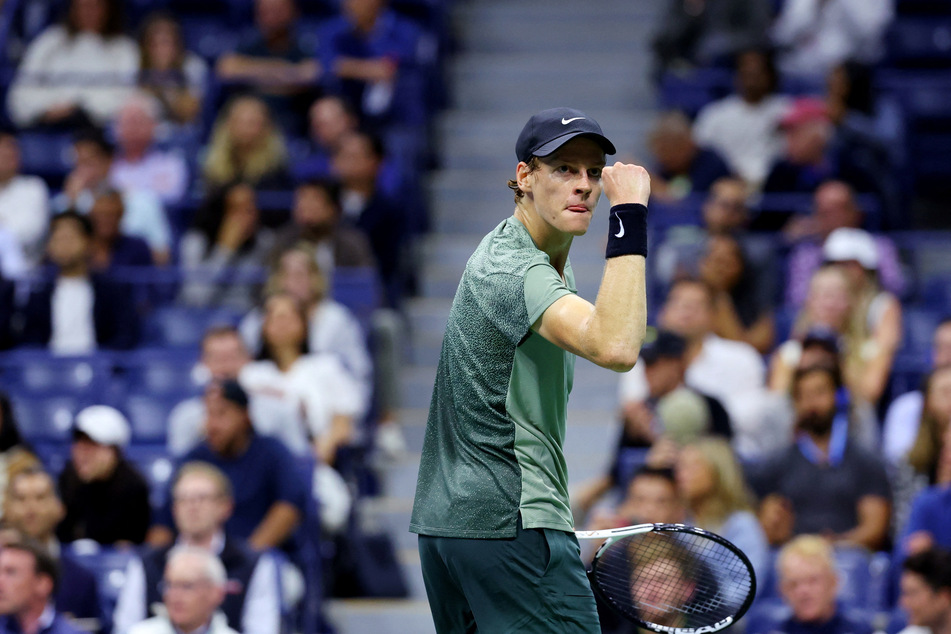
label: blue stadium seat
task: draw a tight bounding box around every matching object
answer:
[0,350,112,397]
[16,132,74,188]
[122,393,184,444]
[62,543,137,621]
[331,268,383,333]
[887,18,951,67]
[11,393,85,443]
[180,16,244,61]
[658,68,732,118]
[901,306,941,358]
[114,349,200,396]
[124,443,176,510]
[142,305,244,348]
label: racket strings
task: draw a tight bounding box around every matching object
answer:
[592,530,754,631]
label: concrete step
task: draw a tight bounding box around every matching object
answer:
[324,597,435,633]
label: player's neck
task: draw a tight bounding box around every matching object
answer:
[513,205,572,274]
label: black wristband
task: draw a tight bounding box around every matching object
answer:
[605,203,648,259]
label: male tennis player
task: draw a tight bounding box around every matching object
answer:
[410,107,650,632]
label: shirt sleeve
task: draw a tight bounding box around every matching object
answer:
[242,552,281,634]
[112,557,147,634]
[523,262,573,325]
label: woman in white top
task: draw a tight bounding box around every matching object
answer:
[239,292,365,466]
[239,245,372,398]
[7,0,138,128]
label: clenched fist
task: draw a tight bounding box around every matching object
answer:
[602,162,651,208]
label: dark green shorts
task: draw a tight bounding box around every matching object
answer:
[417,517,600,633]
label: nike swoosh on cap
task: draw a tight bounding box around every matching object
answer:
[561,117,585,125]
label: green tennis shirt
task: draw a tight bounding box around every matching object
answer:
[410,216,579,539]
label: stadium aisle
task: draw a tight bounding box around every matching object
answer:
[324,0,664,631]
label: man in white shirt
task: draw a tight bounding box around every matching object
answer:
[883,318,951,463]
[693,49,790,190]
[619,277,774,458]
[114,462,279,634]
[0,130,50,267]
[110,94,189,205]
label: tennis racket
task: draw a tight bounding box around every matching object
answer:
[576,523,756,634]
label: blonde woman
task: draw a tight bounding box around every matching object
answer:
[675,436,769,583]
[202,96,290,190]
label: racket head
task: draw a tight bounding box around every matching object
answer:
[588,523,756,634]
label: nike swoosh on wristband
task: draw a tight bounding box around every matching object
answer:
[615,216,625,238]
[561,117,585,125]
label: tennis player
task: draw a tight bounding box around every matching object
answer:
[410,107,651,632]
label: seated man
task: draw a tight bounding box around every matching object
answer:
[749,365,892,549]
[0,538,83,634]
[647,111,732,202]
[2,467,102,630]
[149,380,308,552]
[898,548,951,634]
[747,534,872,634]
[88,190,153,272]
[0,129,50,268]
[57,406,151,545]
[114,462,279,634]
[18,211,140,352]
[127,546,238,634]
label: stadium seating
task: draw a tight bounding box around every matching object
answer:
[62,543,137,623]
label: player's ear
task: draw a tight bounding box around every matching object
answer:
[516,161,535,194]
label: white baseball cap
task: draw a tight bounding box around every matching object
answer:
[73,405,131,448]
[823,227,879,270]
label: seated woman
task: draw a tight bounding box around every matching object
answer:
[178,182,275,311]
[136,12,208,127]
[201,96,290,192]
[239,244,372,400]
[7,0,138,128]
[697,233,776,354]
[675,436,770,584]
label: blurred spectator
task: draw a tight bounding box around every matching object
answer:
[178,183,274,311]
[109,93,189,205]
[898,423,951,561]
[114,462,279,634]
[331,130,408,308]
[763,100,886,216]
[824,228,903,405]
[578,331,731,517]
[126,546,238,634]
[240,292,365,467]
[201,96,291,191]
[19,211,140,353]
[269,179,376,274]
[290,96,360,182]
[581,466,684,533]
[619,279,768,456]
[136,12,208,127]
[53,128,171,264]
[898,548,951,634]
[748,535,873,634]
[0,538,82,634]
[167,326,299,458]
[2,467,103,629]
[697,233,776,353]
[150,381,308,551]
[0,130,51,267]
[647,111,732,202]
[771,0,894,78]
[749,365,891,549]
[903,366,951,486]
[676,437,769,581]
[56,406,151,545]
[884,319,951,464]
[239,245,372,393]
[693,49,791,190]
[0,393,41,510]
[6,0,137,129]
[784,181,904,307]
[650,0,771,78]
[216,0,321,136]
[317,0,428,128]
[88,189,154,271]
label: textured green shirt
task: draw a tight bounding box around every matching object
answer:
[410,217,578,538]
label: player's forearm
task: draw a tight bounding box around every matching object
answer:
[582,255,647,371]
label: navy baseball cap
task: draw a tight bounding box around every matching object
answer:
[516,108,616,163]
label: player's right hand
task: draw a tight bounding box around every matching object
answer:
[602,162,651,208]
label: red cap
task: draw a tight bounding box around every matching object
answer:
[779,98,830,129]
